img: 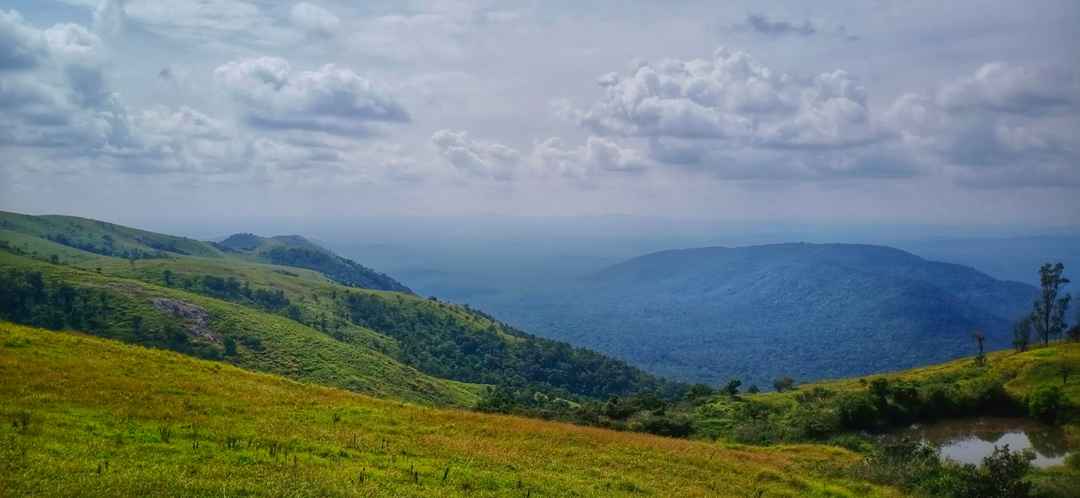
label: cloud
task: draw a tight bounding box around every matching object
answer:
[93,0,127,37]
[214,56,409,136]
[534,136,648,181]
[432,129,519,180]
[289,2,340,38]
[886,62,1080,188]
[735,14,857,41]
[572,47,906,180]
[936,62,1077,115]
[0,10,48,70]
[744,14,816,37]
[579,48,878,148]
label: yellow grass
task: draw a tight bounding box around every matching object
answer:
[0,323,903,497]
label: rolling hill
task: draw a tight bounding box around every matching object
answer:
[0,322,903,497]
[0,210,675,407]
[475,243,1039,388]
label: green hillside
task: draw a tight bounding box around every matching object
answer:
[0,249,479,406]
[0,211,676,406]
[0,322,903,497]
[695,342,1080,445]
[215,232,412,293]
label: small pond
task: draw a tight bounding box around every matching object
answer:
[895,417,1072,469]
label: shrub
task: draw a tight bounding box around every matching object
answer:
[1027,385,1063,423]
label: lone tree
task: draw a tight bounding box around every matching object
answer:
[723,379,741,397]
[773,377,796,392]
[1012,317,1032,352]
[1032,263,1070,346]
[973,330,986,365]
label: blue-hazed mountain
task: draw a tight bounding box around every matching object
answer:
[475,243,1039,388]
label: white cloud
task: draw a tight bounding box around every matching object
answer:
[886,62,1080,188]
[432,129,520,180]
[574,47,907,180]
[214,56,409,136]
[289,2,340,38]
[533,136,648,182]
[579,47,879,149]
[937,62,1077,115]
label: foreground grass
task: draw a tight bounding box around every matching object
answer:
[0,323,901,497]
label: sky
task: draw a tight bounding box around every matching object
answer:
[1,0,1078,229]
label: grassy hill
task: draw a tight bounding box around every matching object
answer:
[0,211,676,407]
[0,210,408,293]
[215,232,412,293]
[0,322,902,497]
[476,243,1037,387]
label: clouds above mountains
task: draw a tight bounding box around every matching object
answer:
[0,0,1077,223]
[214,57,409,135]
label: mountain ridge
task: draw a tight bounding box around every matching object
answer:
[469,242,1038,388]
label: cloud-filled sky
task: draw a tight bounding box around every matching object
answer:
[1,0,1078,227]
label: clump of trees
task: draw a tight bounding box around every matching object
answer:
[857,439,1037,498]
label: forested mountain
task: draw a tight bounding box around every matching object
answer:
[475,243,1038,388]
[0,210,674,406]
[216,232,413,293]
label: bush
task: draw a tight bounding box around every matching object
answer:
[1028,385,1063,423]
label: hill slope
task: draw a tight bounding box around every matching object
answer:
[216,232,412,293]
[0,210,675,405]
[480,243,1038,387]
[0,322,902,497]
[0,210,410,293]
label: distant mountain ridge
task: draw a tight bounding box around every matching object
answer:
[215,232,412,293]
[476,242,1039,388]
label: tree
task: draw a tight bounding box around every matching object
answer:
[162,269,173,287]
[1012,317,1032,352]
[746,385,761,394]
[773,377,796,392]
[723,379,741,397]
[973,330,986,365]
[1032,263,1070,346]
[131,315,143,338]
[684,383,715,401]
[223,336,237,356]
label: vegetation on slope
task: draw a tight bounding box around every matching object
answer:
[0,323,903,498]
[471,243,1037,387]
[0,212,677,405]
[0,210,408,293]
[0,250,480,406]
[216,232,412,293]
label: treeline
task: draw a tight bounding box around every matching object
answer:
[45,233,165,260]
[162,271,291,313]
[0,268,114,333]
[476,384,704,437]
[340,291,680,400]
[265,247,411,293]
[0,268,223,360]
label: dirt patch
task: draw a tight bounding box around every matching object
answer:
[151,298,219,343]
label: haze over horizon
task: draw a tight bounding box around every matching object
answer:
[1,0,1078,229]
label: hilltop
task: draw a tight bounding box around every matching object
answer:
[478,243,1037,387]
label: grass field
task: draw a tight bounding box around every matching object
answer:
[0,323,903,497]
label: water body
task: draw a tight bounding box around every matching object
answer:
[899,417,1072,469]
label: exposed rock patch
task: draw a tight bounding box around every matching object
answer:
[151,298,218,343]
